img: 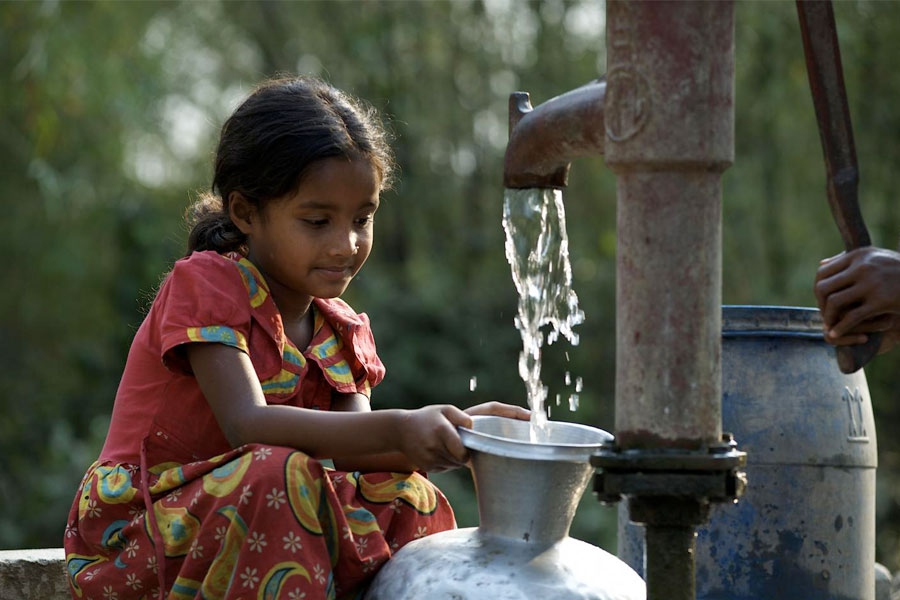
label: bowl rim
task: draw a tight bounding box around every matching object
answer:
[459,415,612,462]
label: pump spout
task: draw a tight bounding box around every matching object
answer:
[503,79,606,189]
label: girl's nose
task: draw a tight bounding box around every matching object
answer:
[330,227,358,257]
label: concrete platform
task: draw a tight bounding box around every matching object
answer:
[0,548,68,600]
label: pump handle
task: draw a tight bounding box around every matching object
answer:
[797,0,881,373]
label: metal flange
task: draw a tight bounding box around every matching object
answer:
[591,434,748,505]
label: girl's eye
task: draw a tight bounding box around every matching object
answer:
[303,218,328,227]
[355,215,374,226]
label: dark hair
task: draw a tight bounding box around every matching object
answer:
[185,76,395,256]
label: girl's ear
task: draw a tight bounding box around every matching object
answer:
[228,192,257,235]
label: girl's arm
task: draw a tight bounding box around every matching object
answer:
[186,342,473,472]
[329,392,417,473]
[328,395,532,473]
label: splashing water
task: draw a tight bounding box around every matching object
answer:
[502,188,584,442]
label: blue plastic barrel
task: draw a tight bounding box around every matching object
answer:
[618,306,877,600]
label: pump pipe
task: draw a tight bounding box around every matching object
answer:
[594,3,742,600]
[503,80,606,189]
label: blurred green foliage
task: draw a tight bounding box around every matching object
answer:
[1,0,900,571]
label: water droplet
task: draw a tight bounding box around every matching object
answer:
[469,376,477,392]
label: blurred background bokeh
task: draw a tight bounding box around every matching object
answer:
[2,0,900,570]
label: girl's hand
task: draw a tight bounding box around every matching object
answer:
[397,405,473,473]
[395,403,530,473]
[464,401,531,421]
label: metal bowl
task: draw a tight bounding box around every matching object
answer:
[459,415,612,463]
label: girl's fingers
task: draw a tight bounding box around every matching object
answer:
[423,403,537,469]
[441,405,473,429]
[438,407,470,463]
[465,401,530,420]
[441,434,468,466]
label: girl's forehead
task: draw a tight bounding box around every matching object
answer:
[282,158,381,208]
[303,157,380,184]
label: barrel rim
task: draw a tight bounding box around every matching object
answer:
[723,305,824,337]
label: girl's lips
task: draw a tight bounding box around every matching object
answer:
[315,266,353,281]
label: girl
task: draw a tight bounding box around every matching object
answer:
[64,76,529,600]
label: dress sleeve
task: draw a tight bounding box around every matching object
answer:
[312,298,386,398]
[350,312,386,397]
[153,252,253,373]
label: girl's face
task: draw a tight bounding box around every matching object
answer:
[239,157,380,315]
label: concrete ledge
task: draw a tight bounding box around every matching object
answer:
[0,548,68,600]
[0,547,894,600]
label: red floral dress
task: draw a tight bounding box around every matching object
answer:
[63,251,456,600]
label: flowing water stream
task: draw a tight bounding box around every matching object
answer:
[502,188,584,442]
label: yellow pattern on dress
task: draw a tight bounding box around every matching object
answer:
[200,505,249,598]
[150,465,187,496]
[235,257,269,308]
[186,326,249,353]
[170,575,203,600]
[93,465,139,505]
[359,473,439,515]
[146,503,201,558]
[286,452,325,534]
[258,561,313,600]
[201,452,254,498]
